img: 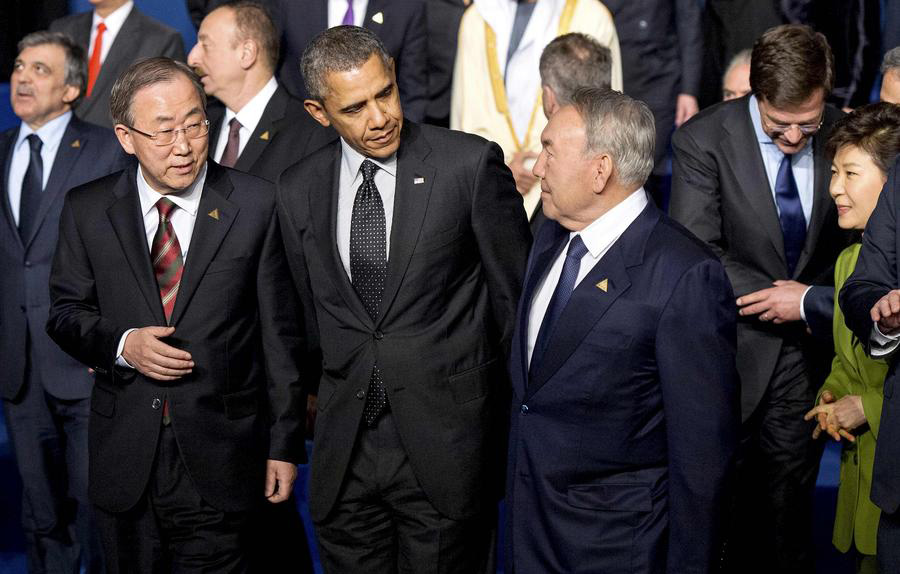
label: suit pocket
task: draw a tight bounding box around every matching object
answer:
[222,386,258,419]
[414,224,462,254]
[91,385,116,418]
[448,358,496,404]
[206,256,249,275]
[567,483,652,512]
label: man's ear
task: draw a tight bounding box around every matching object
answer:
[239,39,258,70]
[61,84,80,106]
[591,153,614,194]
[304,99,331,127]
[114,124,136,156]
[542,85,558,118]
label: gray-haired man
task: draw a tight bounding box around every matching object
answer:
[882,46,900,104]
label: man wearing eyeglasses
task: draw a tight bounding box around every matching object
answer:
[46,57,306,572]
[669,24,848,573]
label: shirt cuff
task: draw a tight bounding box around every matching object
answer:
[871,323,900,357]
[799,286,812,323]
[116,328,137,368]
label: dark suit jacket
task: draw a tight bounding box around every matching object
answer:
[0,115,128,402]
[669,95,848,419]
[840,158,900,515]
[424,0,467,125]
[207,85,336,183]
[50,7,185,128]
[268,0,428,122]
[46,162,305,514]
[506,205,739,574]
[277,121,531,522]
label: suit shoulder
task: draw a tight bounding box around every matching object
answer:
[49,11,88,32]
[131,8,182,37]
[416,123,497,166]
[675,97,745,139]
[651,214,724,268]
[221,166,275,200]
[66,170,127,206]
[280,139,336,181]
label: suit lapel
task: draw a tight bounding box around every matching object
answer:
[363,0,385,30]
[169,164,237,326]
[106,169,167,325]
[207,104,226,155]
[234,88,289,173]
[794,128,834,277]
[0,129,20,250]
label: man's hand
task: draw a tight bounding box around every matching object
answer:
[871,289,900,334]
[122,326,193,381]
[675,93,699,127]
[737,280,808,324]
[265,459,297,503]
[509,150,540,196]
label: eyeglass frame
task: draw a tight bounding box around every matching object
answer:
[125,118,210,146]
[758,100,824,139]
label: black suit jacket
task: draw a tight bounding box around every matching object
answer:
[0,116,128,402]
[268,0,428,122]
[669,95,849,419]
[277,121,531,522]
[50,7,185,128]
[207,85,336,183]
[46,162,305,514]
[424,0,467,124]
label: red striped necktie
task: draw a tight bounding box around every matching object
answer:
[151,198,183,324]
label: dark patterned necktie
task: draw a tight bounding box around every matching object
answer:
[18,134,43,240]
[774,153,806,275]
[151,198,184,324]
[350,159,389,426]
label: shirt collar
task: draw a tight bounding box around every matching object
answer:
[340,137,397,179]
[573,187,649,259]
[136,161,207,217]
[748,93,814,158]
[16,110,72,151]
[224,76,279,135]
[92,1,134,34]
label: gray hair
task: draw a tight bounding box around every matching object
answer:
[569,88,655,187]
[17,31,87,107]
[109,57,207,126]
[883,46,900,75]
[724,49,752,80]
[539,33,612,106]
[301,25,392,101]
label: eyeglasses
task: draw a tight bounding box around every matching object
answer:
[126,119,210,146]
[759,107,824,139]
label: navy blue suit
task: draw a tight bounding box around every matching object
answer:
[506,202,740,574]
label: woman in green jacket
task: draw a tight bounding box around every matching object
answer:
[805,102,900,574]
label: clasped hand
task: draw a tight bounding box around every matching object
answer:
[122,326,194,381]
[870,289,900,334]
[803,390,867,442]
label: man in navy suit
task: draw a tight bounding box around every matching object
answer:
[0,31,126,574]
[505,87,740,573]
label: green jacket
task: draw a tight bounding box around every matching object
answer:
[820,243,887,555]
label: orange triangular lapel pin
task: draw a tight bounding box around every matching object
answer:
[596,279,608,292]
[71,140,80,148]
[208,208,219,220]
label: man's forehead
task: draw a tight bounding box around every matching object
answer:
[18,44,64,64]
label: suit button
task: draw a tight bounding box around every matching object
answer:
[151,398,162,409]
[639,19,648,29]
[356,390,366,400]
[24,260,32,267]
[520,404,529,414]
[374,330,384,340]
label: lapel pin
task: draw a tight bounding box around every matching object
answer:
[259,130,270,141]
[596,279,608,292]
[71,139,81,148]
[208,208,220,220]
[372,11,384,23]
[414,177,425,184]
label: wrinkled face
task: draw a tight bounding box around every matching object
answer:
[187,8,245,101]
[881,70,900,105]
[757,90,826,155]
[306,53,402,159]
[829,145,888,230]
[722,63,751,101]
[10,43,79,129]
[115,74,209,195]
[532,106,598,230]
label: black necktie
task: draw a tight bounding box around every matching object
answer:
[774,153,806,275]
[19,134,43,240]
[350,159,389,426]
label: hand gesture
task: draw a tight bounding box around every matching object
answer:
[122,326,193,381]
[871,290,900,334]
[737,280,807,324]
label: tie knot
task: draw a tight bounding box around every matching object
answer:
[360,159,378,183]
[228,117,242,133]
[566,235,588,261]
[97,21,107,33]
[156,197,177,221]
[26,134,42,153]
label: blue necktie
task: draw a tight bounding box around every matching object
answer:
[775,153,806,275]
[530,235,589,374]
[19,134,43,241]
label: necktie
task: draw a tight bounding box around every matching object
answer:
[530,235,588,374]
[350,159,389,426]
[219,117,242,168]
[86,21,106,98]
[150,198,184,324]
[774,153,806,275]
[18,134,43,241]
[341,0,354,25]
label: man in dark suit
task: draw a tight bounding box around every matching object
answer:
[423,0,467,127]
[46,57,305,572]
[277,26,530,573]
[268,0,428,122]
[839,158,900,574]
[506,87,738,574]
[1,30,127,574]
[188,1,334,184]
[50,0,185,128]
[669,25,848,573]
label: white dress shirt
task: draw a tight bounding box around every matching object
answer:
[527,188,649,364]
[327,0,368,27]
[89,1,134,65]
[7,111,72,225]
[213,76,279,164]
[336,139,397,280]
